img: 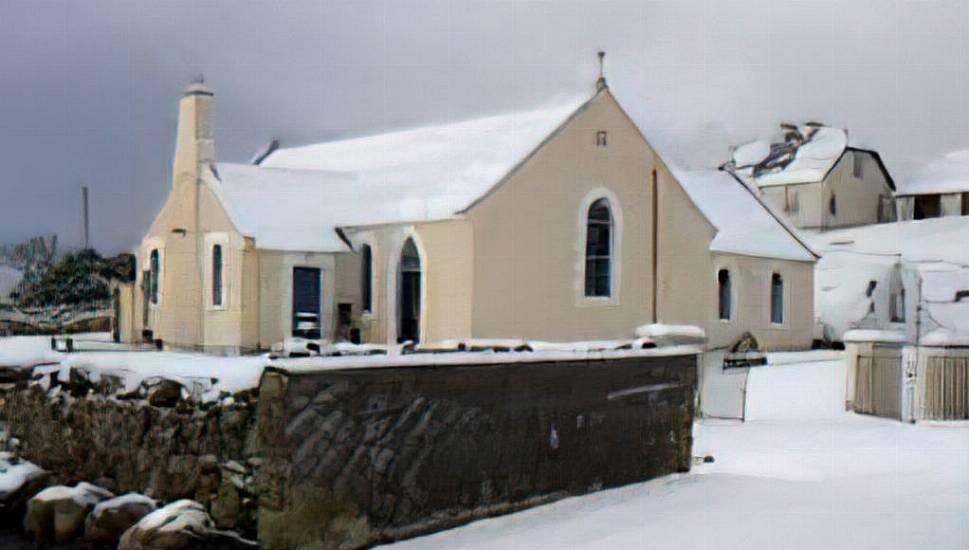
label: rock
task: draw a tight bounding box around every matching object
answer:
[84,492,157,544]
[0,454,49,523]
[147,379,185,407]
[118,499,257,550]
[24,482,114,546]
[209,478,241,530]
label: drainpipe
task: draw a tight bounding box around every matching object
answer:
[651,168,659,324]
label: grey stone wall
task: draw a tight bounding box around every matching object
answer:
[0,387,260,537]
[256,354,698,549]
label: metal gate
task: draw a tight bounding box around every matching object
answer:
[853,353,902,419]
[920,356,969,420]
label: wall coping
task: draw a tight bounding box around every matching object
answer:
[267,345,701,376]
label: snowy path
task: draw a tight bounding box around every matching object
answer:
[382,353,969,550]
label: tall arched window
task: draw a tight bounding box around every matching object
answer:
[212,244,223,306]
[770,273,784,324]
[585,198,612,297]
[361,244,373,313]
[149,249,160,304]
[398,238,421,343]
[718,269,731,320]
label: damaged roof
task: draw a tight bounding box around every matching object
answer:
[729,123,848,187]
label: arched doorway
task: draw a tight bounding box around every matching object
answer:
[397,238,421,343]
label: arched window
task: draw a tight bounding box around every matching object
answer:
[829,194,837,216]
[149,249,160,304]
[398,238,421,343]
[361,244,373,313]
[212,244,223,306]
[585,198,612,297]
[718,269,731,320]
[770,273,784,324]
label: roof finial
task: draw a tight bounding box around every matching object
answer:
[185,73,213,96]
[596,51,608,90]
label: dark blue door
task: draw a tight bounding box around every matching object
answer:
[292,267,321,339]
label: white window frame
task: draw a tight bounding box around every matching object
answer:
[769,271,787,327]
[386,227,427,345]
[143,238,165,309]
[204,232,230,311]
[715,266,735,323]
[575,188,623,307]
[359,238,377,318]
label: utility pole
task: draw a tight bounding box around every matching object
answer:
[81,185,90,250]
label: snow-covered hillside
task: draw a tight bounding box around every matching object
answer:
[381,351,969,550]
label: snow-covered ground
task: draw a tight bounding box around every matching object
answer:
[382,351,969,550]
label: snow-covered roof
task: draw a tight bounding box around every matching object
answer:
[896,150,969,196]
[731,124,848,188]
[809,217,969,343]
[211,94,590,251]
[808,216,969,265]
[671,169,817,262]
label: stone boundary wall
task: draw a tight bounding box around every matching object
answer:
[256,353,698,549]
[0,387,259,537]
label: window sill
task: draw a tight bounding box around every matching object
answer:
[577,296,620,308]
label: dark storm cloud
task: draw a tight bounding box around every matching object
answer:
[1,0,967,253]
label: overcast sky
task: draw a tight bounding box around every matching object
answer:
[2,0,967,254]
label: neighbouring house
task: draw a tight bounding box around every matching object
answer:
[808,217,969,421]
[895,150,969,220]
[725,123,897,231]
[115,78,817,355]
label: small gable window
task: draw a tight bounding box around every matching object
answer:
[212,244,223,306]
[585,198,612,297]
[829,194,837,216]
[596,130,608,147]
[853,154,864,179]
[149,249,160,304]
[718,269,731,321]
[361,244,373,313]
[770,273,784,324]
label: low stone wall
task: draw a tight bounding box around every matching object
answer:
[0,387,259,537]
[256,353,698,549]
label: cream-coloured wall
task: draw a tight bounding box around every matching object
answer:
[417,219,473,343]
[820,151,895,229]
[466,90,655,341]
[760,183,824,231]
[762,151,894,230]
[256,250,336,348]
[896,196,915,220]
[134,89,259,353]
[940,192,962,216]
[113,282,137,344]
[654,162,814,351]
[344,220,472,345]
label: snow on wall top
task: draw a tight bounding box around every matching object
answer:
[730,124,847,188]
[213,95,589,251]
[896,150,969,196]
[671,169,816,262]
